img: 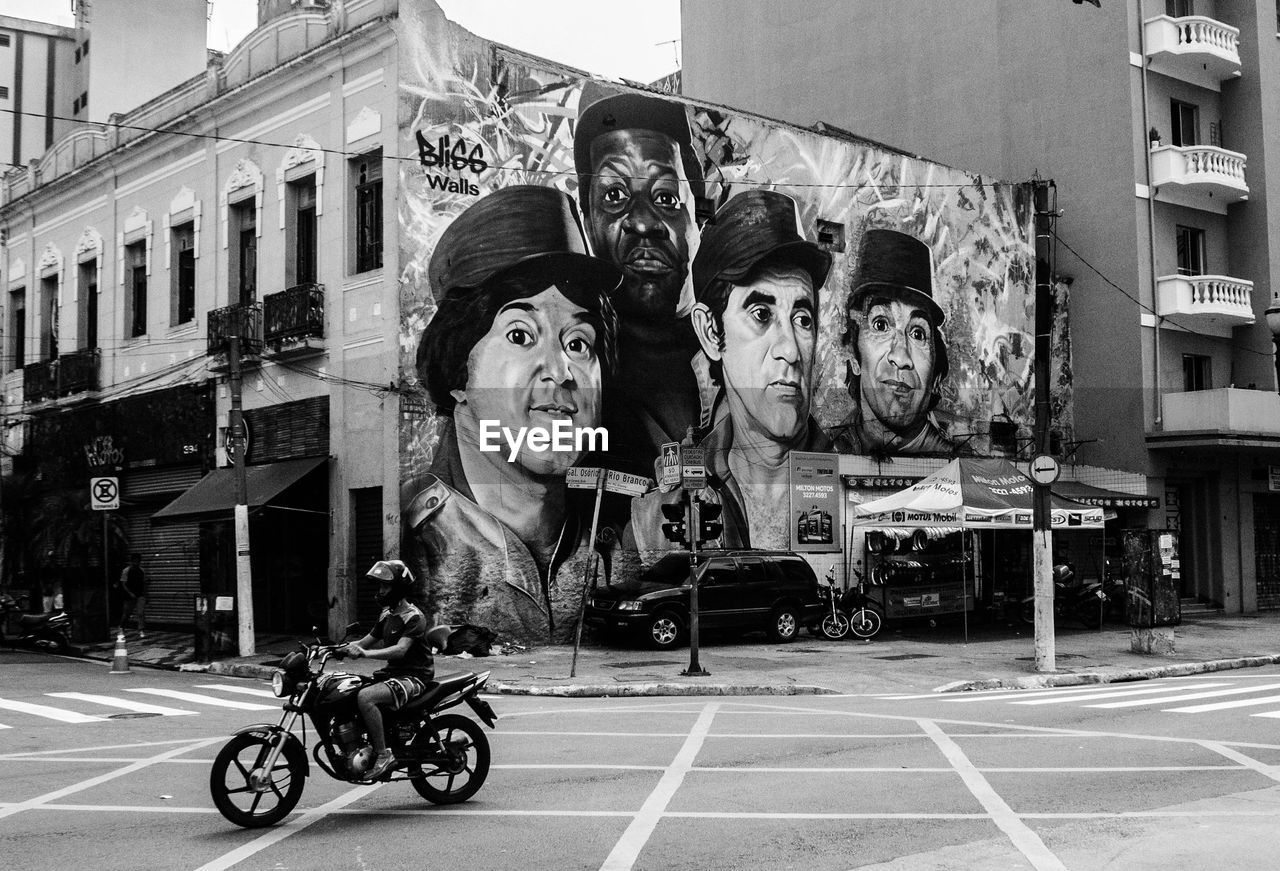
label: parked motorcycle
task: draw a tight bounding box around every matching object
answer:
[209,623,498,829]
[0,592,73,653]
[814,568,884,641]
[1018,565,1108,629]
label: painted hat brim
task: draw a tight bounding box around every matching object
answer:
[850,281,945,324]
[702,240,832,297]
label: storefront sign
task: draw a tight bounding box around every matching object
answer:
[842,476,925,489]
[790,451,840,552]
[1269,466,1280,492]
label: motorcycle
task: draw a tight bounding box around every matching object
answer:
[814,568,884,641]
[209,623,498,829]
[0,592,73,653]
[1018,565,1108,629]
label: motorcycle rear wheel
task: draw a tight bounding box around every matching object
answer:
[209,732,307,828]
[410,713,490,805]
[849,607,883,640]
[820,612,850,640]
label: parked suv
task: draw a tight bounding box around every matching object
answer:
[585,550,825,650]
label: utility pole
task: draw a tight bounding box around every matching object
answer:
[227,335,254,656]
[1032,180,1057,673]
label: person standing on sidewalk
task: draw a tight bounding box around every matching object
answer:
[117,552,147,636]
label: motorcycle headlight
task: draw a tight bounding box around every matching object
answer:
[271,669,292,698]
[617,600,643,611]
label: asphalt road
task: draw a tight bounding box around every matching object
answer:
[4,651,1280,870]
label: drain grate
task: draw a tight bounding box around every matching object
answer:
[108,712,162,719]
[605,661,681,669]
[873,653,940,661]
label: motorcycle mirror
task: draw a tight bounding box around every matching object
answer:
[343,622,361,639]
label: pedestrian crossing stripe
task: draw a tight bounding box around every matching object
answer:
[1165,693,1280,714]
[46,693,197,716]
[941,681,1230,704]
[1007,682,1235,706]
[0,698,106,724]
[125,688,277,710]
[1085,681,1280,710]
[193,684,278,699]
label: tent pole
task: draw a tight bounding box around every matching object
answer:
[962,530,969,643]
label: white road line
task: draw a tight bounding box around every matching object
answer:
[47,693,196,716]
[0,698,106,724]
[1086,682,1280,709]
[0,738,221,821]
[0,723,9,730]
[942,681,1230,704]
[126,688,277,710]
[1164,694,1280,713]
[0,737,220,760]
[194,683,277,698]
[193,785,380,871]
[919,719,1067,871]
[1009,683,1236,706]
[1197,741,1280,783]
[1251,710,1280,719]
[599,702,720,871]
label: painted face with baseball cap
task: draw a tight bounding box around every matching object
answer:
[690,190,832,445]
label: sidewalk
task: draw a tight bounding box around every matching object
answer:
[75,612,1280,696]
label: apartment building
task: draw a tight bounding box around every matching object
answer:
[0,0,400,640]
[0,15,75,169]
[682,0,1280,613]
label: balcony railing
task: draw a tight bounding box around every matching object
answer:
[263,283,325,356]
[1149,145,1248,212]
[22,348,101,404]
[207,302,263,357]
[1156,274,1254,331]
[1144,15,1241,89]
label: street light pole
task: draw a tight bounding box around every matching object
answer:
[1032,180,1058,674]
[1264,300,1280,393]
[228,335,255,656]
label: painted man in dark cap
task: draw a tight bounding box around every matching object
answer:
[405,185,621,643]
[834,227,956,456]
[574,82,709,476]
[630,190,832,552]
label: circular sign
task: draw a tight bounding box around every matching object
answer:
[1029,454,1061,485]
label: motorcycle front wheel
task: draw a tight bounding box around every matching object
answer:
[849,607,883,640]
[209,732,307,828]
[410,713,490,805]
[820,612,850,640]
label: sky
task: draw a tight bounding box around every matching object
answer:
[0,0,682,81]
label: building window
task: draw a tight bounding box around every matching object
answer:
[288,176,318,286]
[0,34,10,48]
[126,241,147,337]
[229,199,257,305]
[8,288,24,371]
[352,152,382,273]
[78,260,98,350]
[1183,354,1211,392]
[1176,225,1205,276]
[0,86,8,101]
[72,96,80,113]
[172,223,195,325]
[79,91,88,111]
[1171,99,1199,147]
[40,275,57,361]
[1166,0,1193,17]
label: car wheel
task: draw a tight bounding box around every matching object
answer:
[768,605,800,643]
[646,610,686,650]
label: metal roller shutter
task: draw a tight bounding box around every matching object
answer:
[121,465,204,626]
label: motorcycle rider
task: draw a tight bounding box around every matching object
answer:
[339,560,435,782]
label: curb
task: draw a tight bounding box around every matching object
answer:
[490,682,837,697]
[934,653,1280,693]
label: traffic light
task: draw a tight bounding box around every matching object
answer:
[660,502,688,546]
[697,500,723,543]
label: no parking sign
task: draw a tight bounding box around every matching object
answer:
[90,476,120,511]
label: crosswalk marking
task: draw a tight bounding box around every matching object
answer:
[193,684,277,699]
[1163,694,1280,714]
[940,682,1229,704]
[47,693,197,716]
[1084,682,1280,710]
[125,689,277,710]
[1006,683,1233,706]
[0,698,106,724]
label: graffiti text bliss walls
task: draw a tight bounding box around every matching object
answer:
[395,4,1037,643]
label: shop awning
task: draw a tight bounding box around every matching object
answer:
[1051,481,1159,510]
[151,457,328,525]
